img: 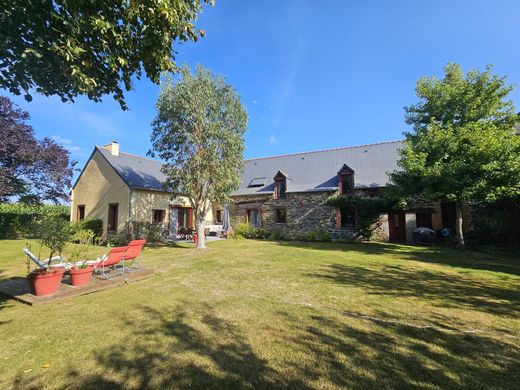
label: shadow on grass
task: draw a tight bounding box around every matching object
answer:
[274,310,519,389]
[306,262,520,317]
[273,240,520,276]
[0,294,14,324]
[13,302,519,389]
[59,304,310,390]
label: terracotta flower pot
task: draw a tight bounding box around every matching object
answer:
[27,267,66,296]
[69,265,94,287]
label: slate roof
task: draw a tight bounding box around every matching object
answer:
[80,141,403,195]
[96,146,168,192]
[232,140,404,196]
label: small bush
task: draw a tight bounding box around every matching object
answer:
[231,224,270,240]
[80,219,103,238]
[269,229,286,241]
[70,219,103,238]
[306,229,332,242]
[146,224,163,243]
[36,214,72,261]
[254,227,271,239]
[231,223,255,239]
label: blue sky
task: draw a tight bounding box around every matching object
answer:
[4,0,520,180]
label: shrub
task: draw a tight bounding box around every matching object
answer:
[0,203,69,239]
[36,213,72,265]
[231,224,270,240]
[254,227,271,239]
[306,229,332,242]
[269,229,286,241]
[146,224,164,243]
[70,219,103,238]
[231,223,255,239]
[126,221,166,243]
[80,219,103,238]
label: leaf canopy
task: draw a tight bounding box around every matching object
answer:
[0,0,212,109]
[150,65,248,211]
[393,64,520,204]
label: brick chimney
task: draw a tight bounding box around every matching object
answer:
[103,141,120,156]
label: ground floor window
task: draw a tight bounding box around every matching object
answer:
[77,205,85,221]
[107,203,118,232]
[246,208,261,227]
[275,208,286,224]
[340,207,356,227]
[153,209,165,224]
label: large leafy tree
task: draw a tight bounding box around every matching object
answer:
[0,96,75,203]
[0,0,212,110]
[150,65,248,249]
[391,64,520,247]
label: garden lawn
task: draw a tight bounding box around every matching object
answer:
[0,239,519,389]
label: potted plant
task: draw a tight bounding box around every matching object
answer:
[68,229,95,287]
[27,214,71,296]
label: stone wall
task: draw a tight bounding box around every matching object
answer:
[229,189,396,242]
[229,191,339,239]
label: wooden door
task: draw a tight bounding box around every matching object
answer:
[416,213,433,229]
[388,211,406,243]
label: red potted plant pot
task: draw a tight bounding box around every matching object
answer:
[69,265,94,287]
[27,267,66,296]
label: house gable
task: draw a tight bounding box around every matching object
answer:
[71,149,130,233]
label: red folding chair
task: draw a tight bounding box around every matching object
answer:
[93,246,128,279]
[124,240,146,271]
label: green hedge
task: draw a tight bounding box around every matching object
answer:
[231,223,270,240]
[0,203,70,239]
[70,219,103,238]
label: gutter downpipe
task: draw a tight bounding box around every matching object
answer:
[128,188,133,239]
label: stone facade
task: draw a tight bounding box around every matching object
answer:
[229,191,364,240]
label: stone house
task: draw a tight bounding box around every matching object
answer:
[72,140,458,243]
[229,140,422,242]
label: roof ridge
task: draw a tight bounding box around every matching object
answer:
[96,146,163,164]
[244,139,403,161]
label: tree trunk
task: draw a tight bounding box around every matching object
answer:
[195,208,207,249]
[455,200,465,249]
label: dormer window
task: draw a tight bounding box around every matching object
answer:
[273,171,287,199]
[337,164,355,195]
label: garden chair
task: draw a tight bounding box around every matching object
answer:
[123,240,146,271]
[93,246,128,279]
[23,248,69,270]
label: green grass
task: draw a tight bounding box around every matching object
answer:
[0,239,519,389]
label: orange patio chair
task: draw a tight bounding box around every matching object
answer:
[123,240,146,271]
[93,246,128,279]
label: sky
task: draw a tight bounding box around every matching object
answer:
[4,0,520,181]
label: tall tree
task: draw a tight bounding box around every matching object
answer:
[150,65,248,249]
[392,64,520,247]
[0,0,212,110]
[0,96,75,203]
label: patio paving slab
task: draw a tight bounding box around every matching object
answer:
[0,268,154,306]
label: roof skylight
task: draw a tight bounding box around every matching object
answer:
[248,177,266,187]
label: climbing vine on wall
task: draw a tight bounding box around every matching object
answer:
[326,195,390,240]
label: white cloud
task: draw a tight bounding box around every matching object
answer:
[52,135,83,154]
[252,99,258,105]
[268,134,279,145]
[51,135,73,145]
